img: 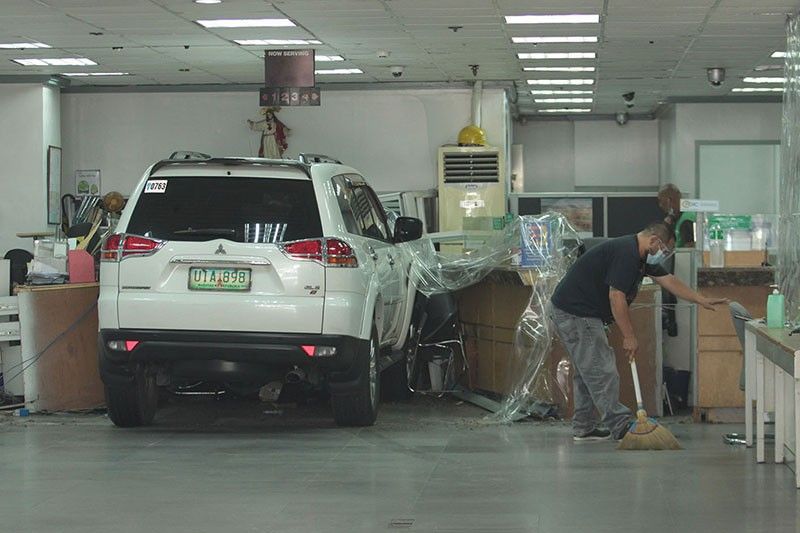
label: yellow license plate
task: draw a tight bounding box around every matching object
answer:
[188,268,251,291]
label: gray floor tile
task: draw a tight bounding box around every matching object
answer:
[0,396,797,533]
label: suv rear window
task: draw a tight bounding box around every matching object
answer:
[126,177,322,243]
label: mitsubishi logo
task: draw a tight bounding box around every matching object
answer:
[215,244,227,255]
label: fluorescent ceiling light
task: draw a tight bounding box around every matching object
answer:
[527,79,594,85]
[535,98,593,103]
[754,65,782,71]
[196,18,295,28]
[524,66,595,72]
[234,39,320,46]
[315,68,362,75]
[13,57,96,66]
[531,90,593,95]
[743,76,785,83]
[538,108,592,113]
[62,72,129,77]
[518,52,596,59]
[732,87,783,92]
[0,42,50,49]
[772,51,787,58]
[194,0,222,3]
[513,36,598,44]
[315,55,344,62]
[505,14,600,24]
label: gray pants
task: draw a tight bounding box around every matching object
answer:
[549,304,631,438]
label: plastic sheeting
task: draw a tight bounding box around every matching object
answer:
[780,15,800,321]
[402,213,581,421]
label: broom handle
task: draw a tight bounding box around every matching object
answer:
[630,360,644,410]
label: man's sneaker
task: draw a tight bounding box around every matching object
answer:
[614,424,630,441]
[573,428,612,442]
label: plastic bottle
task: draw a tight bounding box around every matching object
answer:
[709,223,725,268]
[767,288,785,329]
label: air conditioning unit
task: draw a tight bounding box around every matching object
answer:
[437,146,506,237]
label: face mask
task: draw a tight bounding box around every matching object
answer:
[646,249,665,265]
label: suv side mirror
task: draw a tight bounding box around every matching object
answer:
[393,217,423,243]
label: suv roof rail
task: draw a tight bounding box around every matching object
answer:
[168,151,212,160]
[149,157,312,178]
[298,153,342,165]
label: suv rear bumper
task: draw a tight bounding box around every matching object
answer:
[98,329,369,391]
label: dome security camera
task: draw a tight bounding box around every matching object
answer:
[390,65,405,78]
[622,91,635,109]
[707,67,726,87]
[615,112,629,126]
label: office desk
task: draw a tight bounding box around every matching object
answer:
[744,321,800,488]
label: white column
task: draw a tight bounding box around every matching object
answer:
[794,351,800,489]
[757,350,765,463]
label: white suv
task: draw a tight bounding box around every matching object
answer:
[98,155,423,428]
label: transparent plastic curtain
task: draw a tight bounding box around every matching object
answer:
[779,15,800,319]
[402,213,581,420]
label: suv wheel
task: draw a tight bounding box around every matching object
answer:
[105,367,158,427]
[331,326,380,427]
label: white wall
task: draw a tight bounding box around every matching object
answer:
[60,88,508,196]
[0,84,50,255]
[658,105,677,186]
[672,103,782,196]
[514,120,574,192]
[514,119,659,192]
[574,121,659,188]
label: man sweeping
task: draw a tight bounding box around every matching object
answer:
[548,222,727,442]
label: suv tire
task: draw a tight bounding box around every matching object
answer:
[105,367,158,427]
[331,326,380,427]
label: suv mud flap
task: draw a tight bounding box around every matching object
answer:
[327,338,372,393]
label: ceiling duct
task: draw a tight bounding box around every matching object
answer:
[471,80,483,128]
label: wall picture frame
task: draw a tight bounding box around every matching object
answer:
[75,169,101,197]
[47,145,62,225]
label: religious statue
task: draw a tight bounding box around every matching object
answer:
[247,107,290,158]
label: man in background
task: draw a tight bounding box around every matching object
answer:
[659,183,695,247]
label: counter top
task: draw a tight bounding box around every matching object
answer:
[745,320,799,375]
[16,282,99,293]
[697,267,774,288]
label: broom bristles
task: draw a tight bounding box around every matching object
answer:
[617,410,681,450]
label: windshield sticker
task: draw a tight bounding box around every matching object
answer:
[144,180,168,194]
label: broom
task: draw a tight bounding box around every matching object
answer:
[618,360,681,450]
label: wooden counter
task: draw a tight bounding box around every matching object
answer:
[457,270,662,418]
[16,283,105,412]
[694,267,773,422]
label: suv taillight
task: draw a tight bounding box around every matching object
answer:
[282,238,358,268]
[282,239,323,261]
[101,234,163,262]
[325,239,358,267]
[101,234,122,261]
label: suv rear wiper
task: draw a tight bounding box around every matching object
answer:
[173,228,236,237]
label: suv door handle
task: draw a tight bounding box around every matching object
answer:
[366,245,378,261]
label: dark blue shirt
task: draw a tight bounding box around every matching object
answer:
[551,235,668,323]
